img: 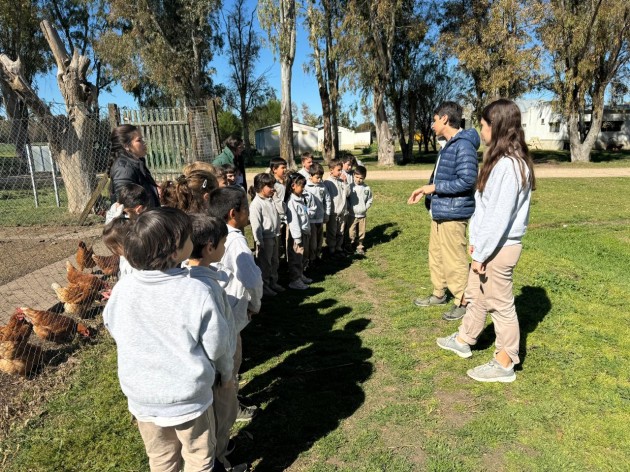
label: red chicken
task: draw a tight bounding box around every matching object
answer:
[76,241,96,271]
[92,254,120,277]
[19,307,95,343]
[66,261,110,291]
[0,309,42,377]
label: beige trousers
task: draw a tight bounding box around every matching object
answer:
[346,216,367,250]
[255,236,279,288]
[428,220,469,303]
[458,244,523,365]
[136,407,216,472]
[212,379,238,467]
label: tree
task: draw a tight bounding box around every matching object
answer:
[1,20,99,213]
[217,108,243,142]
[259,0,297,166]
[304,0,345,161]
[345,0,405,165]
[97,0,223,106]
[0,0,51,164]
[300,102,320,127]
[535,0,630,162]
[440,0,542,120]
[222,0,274,153]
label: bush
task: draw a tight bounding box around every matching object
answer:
[362,143,378,155]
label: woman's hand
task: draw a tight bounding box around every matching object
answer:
[407,188,425,204]
[471,260,486,274]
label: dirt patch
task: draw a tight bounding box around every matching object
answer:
[433,388,479,429]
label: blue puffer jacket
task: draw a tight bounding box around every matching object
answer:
[425,128,479,221]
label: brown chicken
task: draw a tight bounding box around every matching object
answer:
[92,254,120,276]
[19,307,95,343]
[0,309,41,377]
[76,241,96,271]
[66,261,110,291]
[52,282,101,305]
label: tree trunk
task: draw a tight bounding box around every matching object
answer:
[407,96,416,163]
[0,85,30,170]
[280,59,295,166]
[567,89,607,163]
[240,91,251,152]
[373,86,394,166]
[390,90,408,163]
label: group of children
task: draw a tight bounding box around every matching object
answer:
[101,151,372,472]
[249,152,373,295]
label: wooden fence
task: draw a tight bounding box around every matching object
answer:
[108,100,222,179]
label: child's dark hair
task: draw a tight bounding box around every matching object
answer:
[355,165,367,178]
[117,183,151,211]
[208,186,248,222]
[433,101,463,129]
[301,152,313,162]
[189,214,229,259]
[341,153,356,165]
[102,216,133,255]
[221,163,237,174]
[160,170,218,213]
[250,172,276,197]
[124,207,192,270]
[328,158,342,169]
[309,162,324,177]
[284,172,307,202]
[269,157,287,171]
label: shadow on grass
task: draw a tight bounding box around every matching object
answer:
[475,285,551,369]
[237,316,373,471]
[364,222,400,250]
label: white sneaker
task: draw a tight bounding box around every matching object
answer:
[288,279,309,290]
[301,275,313,284]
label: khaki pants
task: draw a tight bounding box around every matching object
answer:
[458,244,522,364]
[212,379,238,467]
[346,216,366,251]
[287,234,304,282]
[308,223,324,262]
[136,407,216,472]
[326,213,346,253]
[255,236,279,289]
[428,220,469,303]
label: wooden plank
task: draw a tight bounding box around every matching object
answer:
[78,173,110,226]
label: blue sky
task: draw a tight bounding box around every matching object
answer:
[34,2,335,120]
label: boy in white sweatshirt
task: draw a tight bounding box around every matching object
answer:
[104,207,231,472]
[346,165,373,255]
[323,158,351,256]
[304,162,331,264]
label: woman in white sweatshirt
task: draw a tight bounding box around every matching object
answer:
[437,99,536,383]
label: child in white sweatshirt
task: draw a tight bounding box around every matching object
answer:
[285,172,312,290]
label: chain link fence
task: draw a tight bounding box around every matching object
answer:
[0,98,222,412]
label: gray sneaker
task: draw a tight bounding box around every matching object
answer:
[235,404,258,422]
[467,359,516,383]
[436,332,472,358]
[413,294,447,307]
[442,304,467,321]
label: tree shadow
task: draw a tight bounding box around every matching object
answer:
[363,222,400,250]
[235,317,373,471]
[475,285,551,369]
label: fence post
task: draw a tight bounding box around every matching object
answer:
[108,103,120,130]
[24,144,39,208]
[187,109,199,163]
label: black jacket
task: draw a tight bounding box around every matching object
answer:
[109,154,160,207]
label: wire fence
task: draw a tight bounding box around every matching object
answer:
[0,98,222,397]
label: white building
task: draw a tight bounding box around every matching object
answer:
[317,125,356,151]
[519,101,630,150]
[254,122,318,157]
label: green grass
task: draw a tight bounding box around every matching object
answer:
[1,178,630,471]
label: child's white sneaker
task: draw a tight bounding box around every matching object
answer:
[288,279,309,290]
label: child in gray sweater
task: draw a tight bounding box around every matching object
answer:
[346,165,373,255]
[104,207,231,471]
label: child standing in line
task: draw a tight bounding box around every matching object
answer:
[160,169,219,213]
[285,172,312,290]
[221,163,238,186]
[340,153,356,183]
[324,158,350,256]
[270,157,288,259]
[104,207,231,472]
[186,214,248,472]
[304,162,331,265]
[346,165,373,256]
[248,173,284,297]
[298,152,314,180]
[208,186,263,423]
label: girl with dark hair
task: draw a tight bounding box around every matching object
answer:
[213,135,246,188]
[437,99,535,383]
[285,172,312,290]
[159,169,219,213]
[108,125,160,208]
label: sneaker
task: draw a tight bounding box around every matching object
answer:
[235,404,259,422]
[467,359,516,383]
[270,283,286,293]
[214,459,250,472]
[436,332,472,358]
[442,304,467,321]
[413,294,447,307]
[288,279,309,290]
[262,286,277,297]
[355,248,365,255]
[301,275,313,284]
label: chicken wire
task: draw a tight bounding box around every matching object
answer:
[0,100,221,383]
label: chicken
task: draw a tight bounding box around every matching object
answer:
[0,309,41,377]
[66,261,110,291]
[19,307,95,343]
[76,241,96,271]
[92,254,120,276]
[0,342,43,377]
[52,282,101,305]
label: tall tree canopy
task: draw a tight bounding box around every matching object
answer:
[97,0,223,106]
